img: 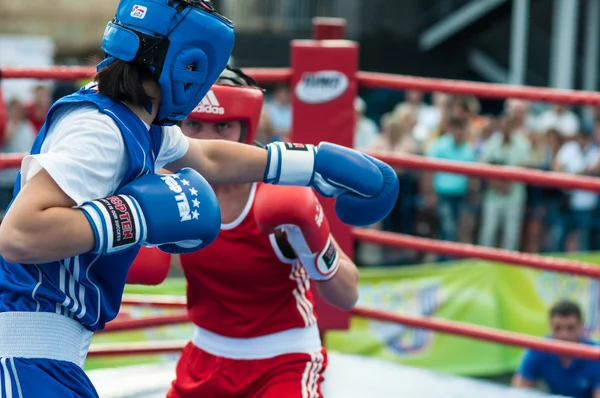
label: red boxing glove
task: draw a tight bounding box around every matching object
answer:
[126,246,171,285]
[254,184,340,280]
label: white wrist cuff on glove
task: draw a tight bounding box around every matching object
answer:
[264,142,317,186]
[80,195,147,255]
[285,226,340,281]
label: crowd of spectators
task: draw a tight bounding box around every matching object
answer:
[2,79,600,265]
[352,90,600,265]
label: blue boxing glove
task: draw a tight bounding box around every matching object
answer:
[80,168,221,255]
[263,142,399,227]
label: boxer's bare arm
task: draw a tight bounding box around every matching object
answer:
[165,138,268,185]
[314,238,359,311]
[0,169,95,264]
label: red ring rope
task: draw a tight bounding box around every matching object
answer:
[5,66,600,104]
[353,229,600,278]
[0,153,27,169]
[350,307,600,361]
[0,67,292,85]
[88,340,186,357]
[95,294,600,361]
[99,314,189,333]
[370,152,600,193]
[121,294,186,309]
[356,71,600,105]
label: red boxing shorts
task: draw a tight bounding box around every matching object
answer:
[168,342,327,398]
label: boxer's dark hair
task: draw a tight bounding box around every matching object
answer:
[550,300,582,321]
[95,60,155,108]
[217,65,260,88]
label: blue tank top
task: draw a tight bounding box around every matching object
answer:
[0,87,162,331]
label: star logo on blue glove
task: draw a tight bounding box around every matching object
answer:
[192,199,200,208]
[189,188,198,196]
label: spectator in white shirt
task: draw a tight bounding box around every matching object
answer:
[353,97,379,150]
[478,115,531,251]
[537,104,580,138]
[553,131,599,251]
[412,92,449,144]
[505,98,537,133]
[370,104,418,157]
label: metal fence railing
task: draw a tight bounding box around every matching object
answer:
[219,0,339,33]
[218,0,480,38]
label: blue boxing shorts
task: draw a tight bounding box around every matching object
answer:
[0,312,98,398]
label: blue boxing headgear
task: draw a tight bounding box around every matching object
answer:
[98,0,234,126]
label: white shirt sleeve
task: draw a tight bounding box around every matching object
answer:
[556,142,586,174]
[555,142,573,166]
[20,105,127,207]
[155,125,190,171]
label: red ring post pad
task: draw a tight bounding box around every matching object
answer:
[312,17,346,40]
[290,38,359,333]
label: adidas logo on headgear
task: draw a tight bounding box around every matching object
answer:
[195,91,225,115]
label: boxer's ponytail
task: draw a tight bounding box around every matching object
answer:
[95,60,155,108]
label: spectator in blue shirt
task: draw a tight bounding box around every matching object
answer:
[425,117,476,243]
[265,84,292,141]
[512,300,600,398]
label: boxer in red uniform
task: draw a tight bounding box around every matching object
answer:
[128,67,359,398]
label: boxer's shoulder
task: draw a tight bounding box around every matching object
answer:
[50,104,120,132]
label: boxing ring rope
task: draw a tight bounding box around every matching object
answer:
[353,229,600,278]
[5,66,600,104]
[356,72,600,105]
[100,314,190,333]
[92,294,600,360]
[120,294,187,309]
[0,67,292,85]
[0,153,28,169]
[370,152,600,192]
[2,65,600,363]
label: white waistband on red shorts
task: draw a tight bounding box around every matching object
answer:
[192,324,322,360]
[0,312,93,368]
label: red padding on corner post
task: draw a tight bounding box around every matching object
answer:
[290,38,359,332]
[126,247,171,285]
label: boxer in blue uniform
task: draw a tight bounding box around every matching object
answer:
[0,1,399,397]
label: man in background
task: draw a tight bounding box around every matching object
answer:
[512,300,600,398]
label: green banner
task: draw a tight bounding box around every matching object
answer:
[86,254,600,376]
[327,254,600,376]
